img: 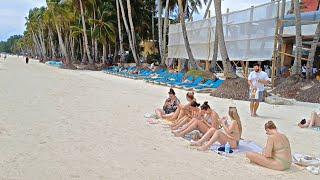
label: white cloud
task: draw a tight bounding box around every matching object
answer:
[0,0,47,41]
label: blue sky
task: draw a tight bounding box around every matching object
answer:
[0,0,270,41]
[0,0,46,41]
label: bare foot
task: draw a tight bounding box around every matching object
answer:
[197,146,208,151]
[190,141,202,146]
[173,132,183,137]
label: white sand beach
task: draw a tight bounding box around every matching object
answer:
[0,57,319,180]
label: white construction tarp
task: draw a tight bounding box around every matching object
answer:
[168,1,281,61]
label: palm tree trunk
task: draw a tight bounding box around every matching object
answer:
[55,24,70,65]
[79,0,93,64]
[276,0,286,76]
[102,42,107,64]
[161,0,170,66]
[203,0,213,19]
[48,28,56,59]
[118,0,140,65]
[292,0,302,75]
[39,27,47,61]
[214,0,237,78]
[93,8,98,62]
[306,21,320,79]
[178,0,201,70]
[116,0,124,62]
[211,25,218,72]
[81,35,87,64]
[157,0,163,59]
[126,0,139,60]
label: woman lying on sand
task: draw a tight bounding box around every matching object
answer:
[167,92,196,122]
[298,111,320,128]
[155,88,180,119]
[171,101,201,130]
[246,121,292,171]
[197,107,242,151]
[173,102,220,138]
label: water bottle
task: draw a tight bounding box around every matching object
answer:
[225,142,231,155]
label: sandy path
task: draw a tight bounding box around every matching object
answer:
[0,57,319,180]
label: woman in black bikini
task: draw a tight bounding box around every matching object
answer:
[155,88,180,119]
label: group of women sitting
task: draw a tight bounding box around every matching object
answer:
[155,88,297,171]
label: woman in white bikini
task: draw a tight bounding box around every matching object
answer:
[196,107,242,151]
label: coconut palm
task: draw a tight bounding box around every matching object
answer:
[177,0,201,70]
[118,0,140,65]
[214,0,237,78]
[292,0,302,75]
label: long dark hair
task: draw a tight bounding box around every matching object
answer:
[190,101,200,107]
[200,101,210,110]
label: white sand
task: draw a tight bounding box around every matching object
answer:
[0,57,319,180]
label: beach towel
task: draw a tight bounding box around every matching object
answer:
[292,153,320,167]
[209,140,263,154]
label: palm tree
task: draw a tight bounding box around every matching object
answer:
[161,0,170,66]
[177,0,201,70]
[214,0,236,78]
[118,0,140,65]
[158,0,163,60]
[292,0,302,75]
[126,0,139,60]
[203,0,213,19]
[306,21,320,79]
[116,0,124,63]
[78,0,94,65]
[90,1,116,64]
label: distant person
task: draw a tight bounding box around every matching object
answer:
[298,111,320,128]
[312,67,318,78]
[264,65,271,78]
[248,63,271,117]
[26,57,29,64]
[302,65,307,78]
[246,121,292,171]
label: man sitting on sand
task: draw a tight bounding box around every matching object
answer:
[298,111,320,128]
[246,121,292,171]
[248,63,271,117]
[155,88,180,119]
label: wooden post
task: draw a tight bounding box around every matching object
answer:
[245,61,249,78]
[205,60,210,71]
[178,59,182,71]
[271,2,280,88]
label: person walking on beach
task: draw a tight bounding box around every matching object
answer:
[248,63,270,117]
[25,56,29,64]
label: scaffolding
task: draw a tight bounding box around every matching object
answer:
[167,0,320,85]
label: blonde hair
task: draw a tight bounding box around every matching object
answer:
[229,107,242,138]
